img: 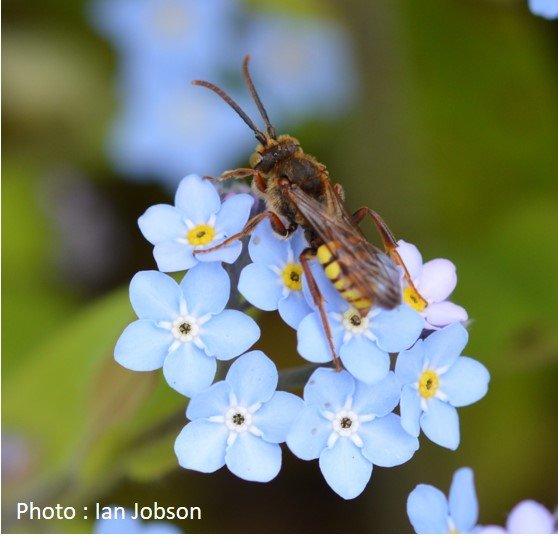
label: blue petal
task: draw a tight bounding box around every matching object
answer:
[420,398,460,450]
[297,312,343,363]
[238,264,282,311]
[153,240,196,272]
[304,367,355,410]
[424,323,468,370]
[373,304,423,353]
[449,467,478,533]
[143,523,182,534]
[253,391,304,444]
[226,350,278,405]
[506,500,556,533]
[180,262,230,316]
[248,218,289,266]
[138,203,187,244]
[114,320,171,371]
[394,339,425,385]
[278,293,312,329]
[360,413,419,467]
[286,404,331,460]
[94,515,142,534]
[529,0,558,19]
[174,419,227,473]
[194,241,243,265]
[441,356,490,407]
[407,484,450,533]
[399,385,422,437]
[352,371,401,417]
[174,174,220,223]
[225,433,281,482]
[290,227,308,258]
[162,343,216,397]
[129,271,181,321]
[340,337,390,385]
[186,380,231,421]
[319,437,372,500]
[215,193,253,237]
[202,310,260,360]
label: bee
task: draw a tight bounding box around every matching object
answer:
[192,56,425,366]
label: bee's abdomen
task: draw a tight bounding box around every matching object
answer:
[316,243,372,312]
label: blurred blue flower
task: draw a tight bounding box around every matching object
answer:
[89,0,358,187]
[175,351,303,482]
[114,263,260,397]
[138,174,253,272]
[528,0,558,19]
[246,15,356,123]
[238,219,312,329]
[395,323,489,450]
[89,0,240,71]
[407,467,478,534]
[396,240,468,330]
[478,500,557,534]
[108,81,253,184]
[297,263,424,385]
[287,368,418,500]
[94,508,181,534]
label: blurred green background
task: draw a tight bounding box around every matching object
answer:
[2,0,558,534]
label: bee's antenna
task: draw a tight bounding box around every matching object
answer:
[242,55,277,140]
[192,79,268,145]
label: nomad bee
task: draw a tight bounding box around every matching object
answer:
[192,56,424,366]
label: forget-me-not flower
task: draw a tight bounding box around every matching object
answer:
[396,240,468,329]
[528,0,558,19]
[114,263,260,397]
[478,500,557,534]
[407,467,479,534]
[175,351,303,482]
[238,219,312,329]
[395,323,489,450]
[297,262,424,385]
[287,368,418,500]
[138,174,253,272]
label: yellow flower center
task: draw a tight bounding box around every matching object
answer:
[282,264,303,291]
[404,286,428,312]
[418,370,439,399]
[187,224,216,246]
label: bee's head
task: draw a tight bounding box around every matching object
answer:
[250,135,300,172]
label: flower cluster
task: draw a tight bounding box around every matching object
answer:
[88,0,356,187]
[407,467,557,534]
[115,173,490,502]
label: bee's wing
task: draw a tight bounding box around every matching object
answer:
[285,184,402,309]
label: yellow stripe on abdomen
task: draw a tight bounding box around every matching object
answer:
[317,243,372,312]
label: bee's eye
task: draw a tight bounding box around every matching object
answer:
[249,152,262,168]
[272,151,279,159]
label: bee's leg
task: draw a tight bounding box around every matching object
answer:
[352,208,426,304]
[204,168,261,183]
[193,211,295,255]
[299,248,342,371]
